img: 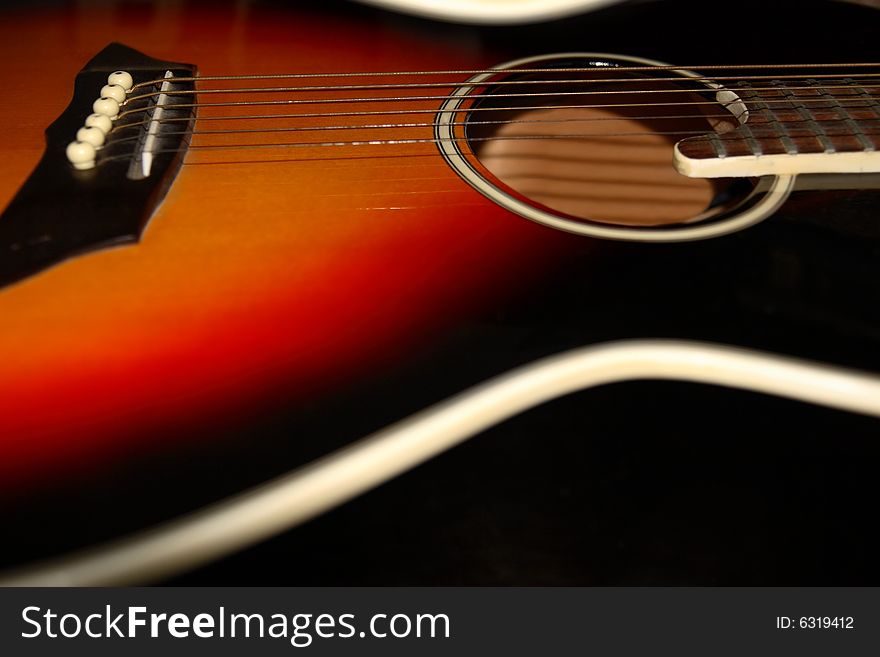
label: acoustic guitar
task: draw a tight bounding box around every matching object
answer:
[1,0,879,585]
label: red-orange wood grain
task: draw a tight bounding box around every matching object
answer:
[0,1,579,488]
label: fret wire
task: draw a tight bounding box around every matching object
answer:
[812,80,876,151]
[847,80,880,118]
[128,62,880,92]
[736,82,796,155]
[774,81,835,153]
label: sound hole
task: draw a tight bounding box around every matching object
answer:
[465,64,746,227]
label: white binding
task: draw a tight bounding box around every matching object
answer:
[675,147,880,178]
[2,339,880,586]
[355,0,877,24]
[353,0,621,24]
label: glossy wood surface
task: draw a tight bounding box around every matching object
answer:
[0,1,581,486]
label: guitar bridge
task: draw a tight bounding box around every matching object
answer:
[0,43,196,288]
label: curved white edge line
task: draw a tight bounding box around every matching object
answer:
[2,339,879,586]
[354,0,877,25]
[675,146,880,178]
[353,0,622,24]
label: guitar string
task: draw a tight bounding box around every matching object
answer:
[99,98,880,162]
[101,78,880,161]
[111,112,744,136]
[114,83,880,121]
[97,129,880,165]
[6,68,877,583]
[106,95,879,147]
[123,72,880,103]
[109,100,880,132]
[100,132,713,164]
[102,111,864,147]
[127,62,880,91]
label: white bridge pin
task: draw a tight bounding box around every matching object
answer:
[66,141,96,170]
[76,125,105,148]
[107,70,133,92]
[100,83,127,104]
[92,96,119,119]
[84,112,113,134]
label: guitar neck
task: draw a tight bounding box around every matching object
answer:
[675,76,880,177]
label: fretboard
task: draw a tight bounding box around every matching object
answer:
[675,78,880,178]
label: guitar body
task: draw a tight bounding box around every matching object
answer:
[1,0,879,584]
